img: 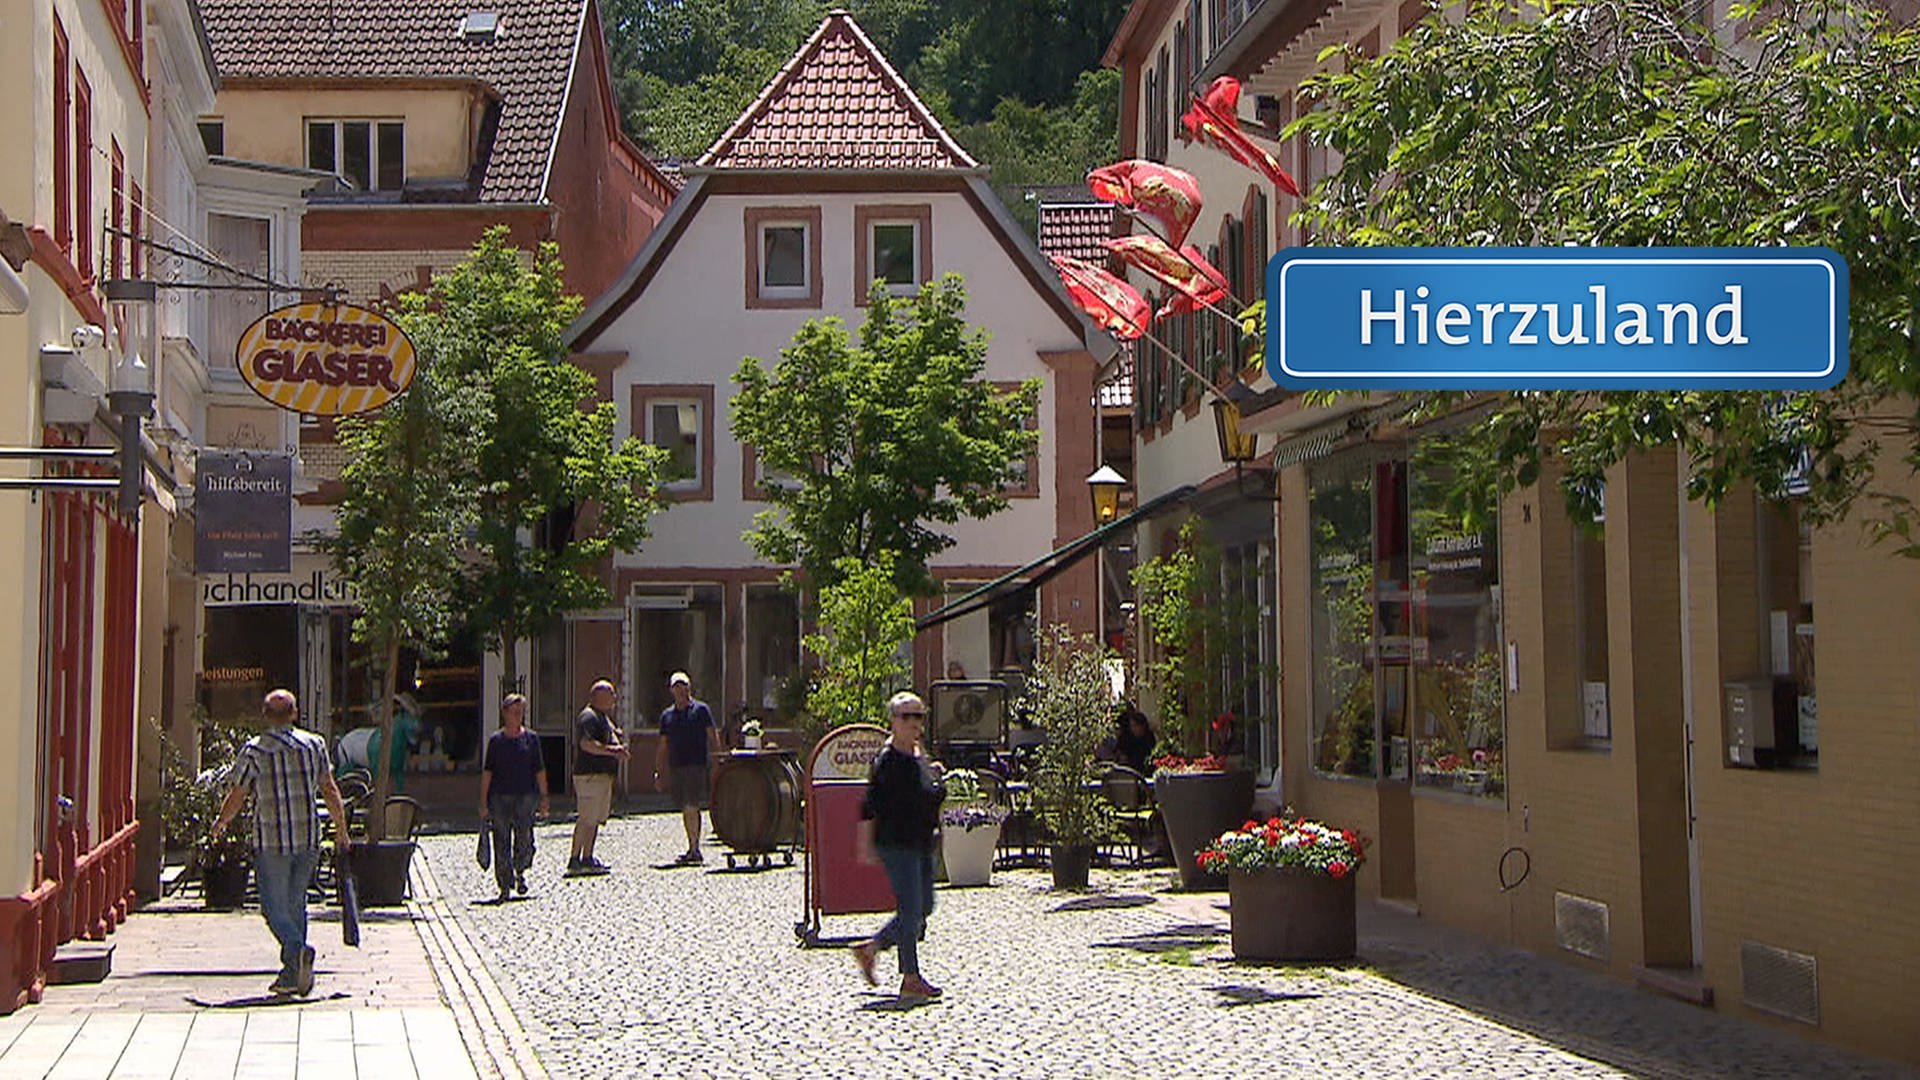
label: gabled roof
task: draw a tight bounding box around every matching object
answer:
[201,0,592,204]
[697,10,977,172]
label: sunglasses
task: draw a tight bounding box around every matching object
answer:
[896,711,926,720]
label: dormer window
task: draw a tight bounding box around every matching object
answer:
[306,119,405,192]
[460,11,501,42]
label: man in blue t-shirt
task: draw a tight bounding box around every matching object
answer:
[654,671,720,865]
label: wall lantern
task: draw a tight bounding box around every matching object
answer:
[1211,380,1277,501]
[1086,465,1128,525]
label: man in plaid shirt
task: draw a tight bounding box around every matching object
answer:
[214,689,352,996]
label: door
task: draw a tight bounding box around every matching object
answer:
[299,606,332,737]
[1373,459,1418,901]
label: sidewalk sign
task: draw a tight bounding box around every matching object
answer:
[796,723,894,947]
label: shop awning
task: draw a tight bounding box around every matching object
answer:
[916,484,1198,632]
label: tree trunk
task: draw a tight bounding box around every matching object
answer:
[499,630,519,701]
[369,635,401,841]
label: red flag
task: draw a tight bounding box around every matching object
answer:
[1103,236,1229,318]
[1181,76,1302,198]
[1087,160,1204,247]
[1051,255,1152,341]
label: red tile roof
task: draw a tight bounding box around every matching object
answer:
[200,0,590,204]
[699,11,976,171]
[1037,203,1116,265]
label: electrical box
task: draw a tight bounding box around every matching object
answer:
[1725,678,1798,768]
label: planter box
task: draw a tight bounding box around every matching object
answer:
[348,841,416,907]
[941,824,999,887]
[1155,770,1255,890]
[202,860,250,911]
[1050,844,1093,890]
[1228,867,1357,962]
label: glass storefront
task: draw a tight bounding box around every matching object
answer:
[1310,438,1505,798]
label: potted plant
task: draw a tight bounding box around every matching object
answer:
[153,714,259,910]
[939,802,1008,887]
[741,717,765,751]
[1133,519,1261,889]
[1018,626,1118,890]
[1199,814,1368,962]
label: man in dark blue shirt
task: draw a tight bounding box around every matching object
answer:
[654,671,720,865]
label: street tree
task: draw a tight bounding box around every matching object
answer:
[799,556,915,744]
[730,275,1042,596]
[1288,0,1920,543]
[423,229,671,694]
[325,351,480,830]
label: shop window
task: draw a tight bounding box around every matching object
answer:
[1737,493,1816,769]
[1310,441,1504,798]
[306,119,405,192]
[744,585,801,725]
[1218,529,1278,787]
[1572,485,1611,744]
[631,584,724,725]
[1309,460,1377,778]
[1408,437,1503,798]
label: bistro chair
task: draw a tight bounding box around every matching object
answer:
[1097,765,1159,868]
[383,796,423,842]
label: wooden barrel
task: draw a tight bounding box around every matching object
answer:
[711,750,803,855]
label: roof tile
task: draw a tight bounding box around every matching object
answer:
[700,12,975,171]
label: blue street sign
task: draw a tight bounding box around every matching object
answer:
[1266,247,1848,389]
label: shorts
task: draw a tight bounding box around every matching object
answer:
[670,764,710,810]
[574,773,614,827]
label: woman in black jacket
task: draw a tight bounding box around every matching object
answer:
[852,691,946,1000]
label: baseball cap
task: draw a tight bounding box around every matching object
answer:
[669,671,691,687]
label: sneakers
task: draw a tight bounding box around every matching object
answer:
[296,946,315,997]
[851,941,877,987]
[675,850,704,866]
[899,975,943,1000]
[567,856,610,876]
[514,872,528,895]
[269,977,299,996]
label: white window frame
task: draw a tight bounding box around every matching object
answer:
[305,118,406,192]
[757,221,812,299]
[647,397,705,491]
[867,219,922,296]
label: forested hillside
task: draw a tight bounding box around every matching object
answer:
[601,0,1128,212]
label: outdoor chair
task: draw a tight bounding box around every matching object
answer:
[1097,765,1160,868]
[383,796,423,842]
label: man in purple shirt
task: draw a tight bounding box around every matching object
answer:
[654,671,721,865]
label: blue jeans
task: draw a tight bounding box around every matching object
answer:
[874,846,936,976]
[487,793,538,894]
[255,849,320,983]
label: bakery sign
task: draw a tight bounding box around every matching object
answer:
[235,302,417,416]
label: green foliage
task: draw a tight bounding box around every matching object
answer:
[152,712,256,867]
[419,228,670,685]
[1288,0,1920,541]
[1019,625,1118,848]
[801,556,914,744]
[1131,519,1269,759]
[955,68,1122,231]
[730,276,1041,596]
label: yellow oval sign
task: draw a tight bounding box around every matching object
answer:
[235,302,417,416]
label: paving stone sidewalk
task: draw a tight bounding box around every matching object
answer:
[0,856,538,1080]
[423,812,1920,1080]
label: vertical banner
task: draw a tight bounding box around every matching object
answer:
[196,450,293,574]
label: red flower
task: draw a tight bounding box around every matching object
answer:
[1242,820,1259,832]
[1267,816,1283,829]
[1328,861,1349,878]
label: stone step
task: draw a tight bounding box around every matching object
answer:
[47,941,113,985]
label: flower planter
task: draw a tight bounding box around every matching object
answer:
[942,824,1000,887]
[348,840,416,907]
[1228,866,1357,962]
[1049,844,1093,890]
[1155,769,1255,890]
[202,859,251,911]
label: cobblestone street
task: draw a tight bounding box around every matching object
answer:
[421,813,1918,1080]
